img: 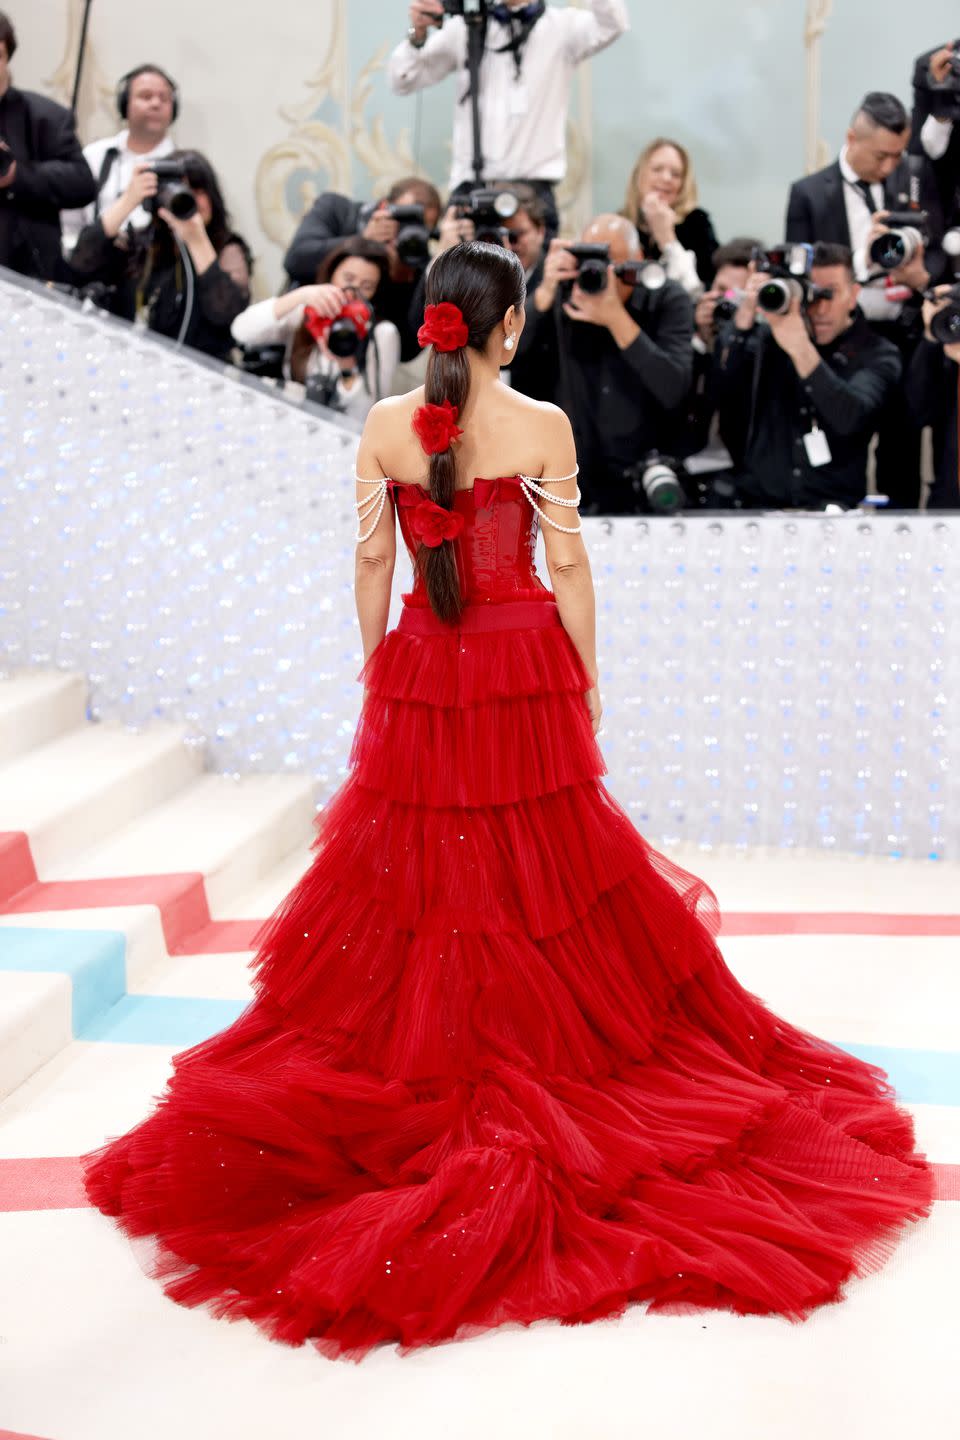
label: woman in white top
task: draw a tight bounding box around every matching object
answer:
[231,238,401,419]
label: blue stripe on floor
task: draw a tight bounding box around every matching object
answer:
[79,994,248,1046]
[836,1041,960,1108]
[0,926,126,1036]
[2,927,959,1107]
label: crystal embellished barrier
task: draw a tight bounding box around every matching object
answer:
[1,272,956,859]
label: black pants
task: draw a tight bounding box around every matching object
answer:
[869,320,923,509]
[449,178,560,244]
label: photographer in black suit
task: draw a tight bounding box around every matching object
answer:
[523,213,694,514]
[911,41,960,229]
[0,11,95,280]
[715,242,901,510]
[786,92,944,507]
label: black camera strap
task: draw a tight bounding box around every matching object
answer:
[94,145,120,217]
[489,5,545,80]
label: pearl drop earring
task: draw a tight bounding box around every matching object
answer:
[504,334,515,351]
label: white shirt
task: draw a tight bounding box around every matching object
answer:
[921,113,954,161]
[387,1,628,188]
[60,129,176,255]
[838,145,901,323]
[231,300,401,421]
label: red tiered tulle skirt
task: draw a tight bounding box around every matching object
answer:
[83,598,934,1360]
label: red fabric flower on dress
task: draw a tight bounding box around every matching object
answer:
[409,499,465,548]
[417,302,469,352]
[412,399,464,455]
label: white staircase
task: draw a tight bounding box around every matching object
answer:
[0,668,316,1101]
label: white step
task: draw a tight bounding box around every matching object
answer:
[45,772,316,912]
[212,841,313,918]
[0,722,203,873]
[0,669,88,766]
[0,905,166,990]
[0,970,72,1101]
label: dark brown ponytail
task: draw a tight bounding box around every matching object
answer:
[417,241,526,623]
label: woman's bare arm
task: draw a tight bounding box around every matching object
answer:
[353,404,397,663]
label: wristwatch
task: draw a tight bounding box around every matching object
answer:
[407,25,427,48]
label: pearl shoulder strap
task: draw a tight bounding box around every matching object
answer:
[518,467,582,534]
[354,474,389,542]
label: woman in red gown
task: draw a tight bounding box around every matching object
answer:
[84,241,934,1360]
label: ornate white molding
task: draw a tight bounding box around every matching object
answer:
[805,0,834,173]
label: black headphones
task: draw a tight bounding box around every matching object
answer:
[116,63,180,123]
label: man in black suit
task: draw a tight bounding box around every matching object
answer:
[785,92,944,507]
[911,41,960,230]
[0,11,95,281]
[715,242,902,511]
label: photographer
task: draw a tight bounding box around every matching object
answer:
[283,176,440,359]
[70,149,250,360]
[715,242,901,510]
[231,239,400,419]
[785,91,945,507]
[681,237,760,481]
[60,64,177,259]
[388,1,628,239]
[0,11,95,280]
[905,286,960,507]
[912,42,960,229]
[524,213,693,514]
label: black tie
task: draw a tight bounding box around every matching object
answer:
[854,178,878,214]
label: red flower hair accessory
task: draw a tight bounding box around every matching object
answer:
[409,498,465,548]
[417,302,469,352]
[412,399,464,455]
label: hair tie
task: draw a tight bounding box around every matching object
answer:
[412,399,464,455]
[417,302,469,352]
[409,498,465,548]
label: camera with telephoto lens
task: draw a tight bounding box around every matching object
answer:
[622,451,686,514]
[143,158,197,220]
[358,200,431,268]
[868,211,929,271]
[926,283,960,345]
[560,243,666,296]
[303,296,374,359]
[752,242,814,314]
[456,189,519,247]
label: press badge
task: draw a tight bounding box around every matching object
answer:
[803,424,832,467]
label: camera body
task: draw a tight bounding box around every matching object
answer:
[752,242,814,314]
[868,211,929,271]
[358,200,431,268]
[622,451,686,513]
[144,159,197,220]
[927,282,960,345]
[455,188,519,246]
[560,243,666,296]
[303,298,374,359]
[442,0,494,17]
[712,290,745,326]
[922,40,960,122]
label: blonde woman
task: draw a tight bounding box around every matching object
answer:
[623,137,719,297]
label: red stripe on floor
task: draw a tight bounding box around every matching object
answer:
[720,913,960,937]
[0,832,38,904]
[0,1429,58,1439]
[1,1156,957,1213]
[1,872,211,952]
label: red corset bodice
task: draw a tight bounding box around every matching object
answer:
[389,476,551,607]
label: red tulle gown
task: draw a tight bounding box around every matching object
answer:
[84,473,934,1359]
